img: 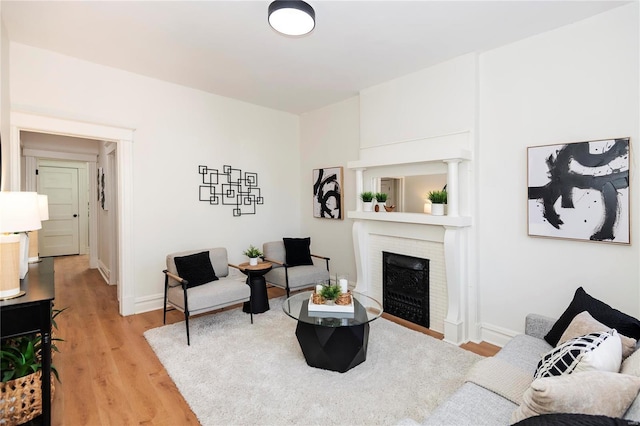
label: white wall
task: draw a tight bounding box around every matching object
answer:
[300,97,360,284]
[10,44,302,312]
[477,3,639,343]
[360,53,476,148]
[0,7,10,190]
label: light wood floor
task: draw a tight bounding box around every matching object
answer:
[49,255,499,425]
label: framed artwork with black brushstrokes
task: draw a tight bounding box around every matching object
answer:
[527,138,630,244]
[313,166,343,220]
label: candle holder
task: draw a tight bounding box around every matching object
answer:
[336,273,349,294]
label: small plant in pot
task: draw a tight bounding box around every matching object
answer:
[360,191,374,212]
[427,190,447,216]
[374,192,388,212]
[243,245,263,266]
[1,308,65,424]
[319,284,341,304]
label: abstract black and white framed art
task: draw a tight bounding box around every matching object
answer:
[527,138,630,244]
[313,166,343,219]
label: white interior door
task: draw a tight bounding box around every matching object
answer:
[38,166,80,257]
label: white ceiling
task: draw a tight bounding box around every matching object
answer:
[1,1,629,114]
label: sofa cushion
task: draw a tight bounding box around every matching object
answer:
[534,330,621,378]
[511,371,640,424]
[283,237,313,266]
[544,287,640,346]
[174,251,218,288]
[423,382,518,426]
[495,334,553,373]
[559,311,637,359]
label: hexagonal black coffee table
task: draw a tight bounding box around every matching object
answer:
[282,291,383,373]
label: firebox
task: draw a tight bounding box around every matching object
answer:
[382,251,430,328]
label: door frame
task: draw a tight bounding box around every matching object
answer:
[10,111,135,316]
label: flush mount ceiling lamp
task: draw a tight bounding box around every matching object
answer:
[268,1,315,36]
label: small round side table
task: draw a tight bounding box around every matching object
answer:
[239,261,272,314]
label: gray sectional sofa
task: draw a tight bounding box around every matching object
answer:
[402,313,640,425]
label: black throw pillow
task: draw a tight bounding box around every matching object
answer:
[544,286,640,346]
[174,251,218,288]
[283,237,313,267]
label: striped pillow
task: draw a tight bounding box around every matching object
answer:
[534,330,622,379]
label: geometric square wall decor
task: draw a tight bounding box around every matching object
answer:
[198,165,263,217]
[527,138,630,244]
[313,166,343,219]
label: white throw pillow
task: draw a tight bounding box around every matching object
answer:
[534,330,622,379]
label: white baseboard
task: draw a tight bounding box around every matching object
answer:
[479,322,518,347]
[97,259,110,284]
[135,293,165,314]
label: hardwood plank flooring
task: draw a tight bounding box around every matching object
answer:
[49,255,499,425]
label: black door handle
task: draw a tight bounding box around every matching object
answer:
[73,214,78,218]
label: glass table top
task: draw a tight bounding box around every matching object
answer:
[282,290,383,327]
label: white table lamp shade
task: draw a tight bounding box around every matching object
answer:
[0,192,42,232]
[0,192,43,298]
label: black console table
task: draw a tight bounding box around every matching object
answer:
[1,257,55,425]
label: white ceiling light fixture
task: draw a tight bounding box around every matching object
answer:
[268,1,315,36]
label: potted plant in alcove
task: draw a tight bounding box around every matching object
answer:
[427,189,447,216]
[243,245,263,266]
[360,192,374,212]
[374,192,388,212]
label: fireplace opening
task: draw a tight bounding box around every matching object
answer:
[382,251,430,328]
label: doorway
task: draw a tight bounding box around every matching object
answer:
[11,111,135,315]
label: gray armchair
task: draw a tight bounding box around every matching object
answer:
[163,247,251,345]
[262,238,330,297]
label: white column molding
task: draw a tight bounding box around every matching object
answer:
[444,159,461,217]
[351,220,369,294]
[354,168,365,212]
[442,226,468,345]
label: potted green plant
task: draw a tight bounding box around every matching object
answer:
[360,191,374,212]
[427,190,447,216]
[319,284,341,304]
[243,245,263,266]
[1,308,65,424]
[374,192,388,211]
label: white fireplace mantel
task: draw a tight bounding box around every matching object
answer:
[347,131,473,345]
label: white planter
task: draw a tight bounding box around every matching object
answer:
[363,201,373,212]
[377,202,386,212]
[249,257,258,266]
[431,203,445,216]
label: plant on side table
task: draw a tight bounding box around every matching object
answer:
[1,307,65,425]
[243,245,263,266]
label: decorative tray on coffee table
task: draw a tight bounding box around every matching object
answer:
[307,293,355,315]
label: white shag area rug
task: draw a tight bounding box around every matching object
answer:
[144,297,481,426]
